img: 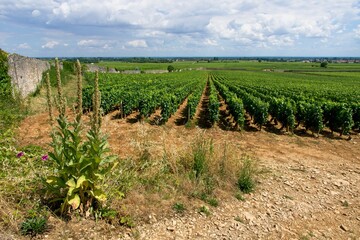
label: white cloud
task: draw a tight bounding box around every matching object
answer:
[77,39,114,49]
[78,39,98,47]
[204,38,218,46]
[31,9,40,17]
[41,40,59,49]
[52,2,71,18]
[354,25,360,39]
[18,43,31,49]
[126,40,148,48]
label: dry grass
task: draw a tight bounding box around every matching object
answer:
[101,125,251,224]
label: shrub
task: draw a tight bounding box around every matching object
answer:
[0,48,11,97]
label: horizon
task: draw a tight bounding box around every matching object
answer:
[32,56,360,59]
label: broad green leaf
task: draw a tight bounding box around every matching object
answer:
[66,178,76,188]
[76,175,87,188]
[92,189,107,202]
[68,187,75,196]
[46,176,66,187]
[68,194,80,210]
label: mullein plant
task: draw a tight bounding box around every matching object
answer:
[44,59,116,217]
[45,72,53,123]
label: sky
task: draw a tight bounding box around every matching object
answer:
[0,0,360,57]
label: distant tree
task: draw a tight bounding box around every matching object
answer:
[167,65,175,72]
[320,62,328,68]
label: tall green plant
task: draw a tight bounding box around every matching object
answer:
[45,63,116,216]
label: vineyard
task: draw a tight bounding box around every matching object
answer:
[82,68,360,137]
[82,71,207,123]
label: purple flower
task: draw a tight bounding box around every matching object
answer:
[16,151,24,158]
[41,155,49,161]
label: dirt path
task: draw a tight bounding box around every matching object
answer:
[195,81,212,129]
[166,98,188,127]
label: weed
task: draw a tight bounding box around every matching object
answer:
[131,229,141,239]
[234,216,244,223]
[185,121,195,129]
[192,138,209,179]
[95,207,118,223]
[283,195,294,200]
[207,198,219,207]
[290,167,306,172]
[203,175,216,195]
[299,235,310,240]
[120,215,135,228]
[198,206,211,216]
[235,192,245,201]
[299,231,315,240]
[173,202,186,213]
[237,156,256,193]
[44,64,116,216]
[20,216,47,236]
[341,200,349,207]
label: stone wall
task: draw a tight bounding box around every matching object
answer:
[7,54,50,98]
[86,64,118,73]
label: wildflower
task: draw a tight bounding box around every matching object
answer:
[16,151,24,158]
[41,155,49,161]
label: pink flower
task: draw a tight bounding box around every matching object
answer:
[41,155,49,161]
[16,152,24,158]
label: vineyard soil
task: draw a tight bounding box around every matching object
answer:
[14,108,360,239]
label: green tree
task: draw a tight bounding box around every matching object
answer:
[167,65,175,72]
[320,62,328,68]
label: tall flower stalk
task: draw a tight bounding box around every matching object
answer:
[45,72,54,123]
[45,61,115,216]
[92,71,101,131]
[75,60,82,120]
[55,58,65,117]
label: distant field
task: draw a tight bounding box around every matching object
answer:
[213,70,360,102]
[96,60,360,72]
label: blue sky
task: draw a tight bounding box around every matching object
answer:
[1,0,360,57]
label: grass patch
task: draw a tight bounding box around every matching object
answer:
[172,202,186,213]
[237,156,257,193]
[20,216,47,237]
[0,96,28,133]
